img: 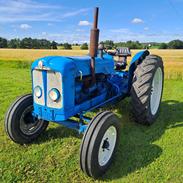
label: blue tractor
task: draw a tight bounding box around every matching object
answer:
[5,7,164,178]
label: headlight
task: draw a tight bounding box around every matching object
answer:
[34,86,42,98]
[49,88,60,101]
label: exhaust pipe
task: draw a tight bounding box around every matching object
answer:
[89,7,99,84]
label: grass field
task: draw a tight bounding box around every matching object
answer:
[0,49,183,183]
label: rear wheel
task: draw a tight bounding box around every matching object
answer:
[5,94,48,144]
[80,111,121,178]
[131,55,164,125]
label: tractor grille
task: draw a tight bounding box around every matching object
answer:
[47,71,62,108]
[32,70,45,105]
[32,69,62,109]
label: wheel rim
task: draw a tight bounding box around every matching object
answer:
[150,67,163,115]
[20,105,44,135]
[98,126,117,167]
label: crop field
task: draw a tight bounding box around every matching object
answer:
[0,48,183,80]
[0,49,183,183]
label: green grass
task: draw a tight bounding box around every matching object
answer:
[0,61,183,183]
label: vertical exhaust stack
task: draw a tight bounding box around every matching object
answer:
[90,7,99,84]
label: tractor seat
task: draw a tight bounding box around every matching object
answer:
[114,47,131,70]
[115,47,131,57]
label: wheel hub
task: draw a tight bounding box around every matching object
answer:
[102,138,110,151]
[98,126,117,166]
[20,106,44,135]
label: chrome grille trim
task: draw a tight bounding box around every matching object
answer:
[47,71,62,109]
[32,70,45,105]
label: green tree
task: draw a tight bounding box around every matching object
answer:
[31,39,40,49]
[125,40,143,49]
[19,38,53,49]
[8,39,21,48]
[114,42,126,48]
[159,43,168,49]
[63,43,72,50]
[58,43,63,46]
[168,40,183,49]
[103,40,114,49]
[80,43,88,50]
[51,41,58,49]
[0,37,8,48]
[40,39,51,49]
[20,37,33,48]
[114,41,143,49]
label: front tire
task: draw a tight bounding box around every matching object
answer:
[131,55,164,125]
[80,111,121,178]
[5,94,49,144]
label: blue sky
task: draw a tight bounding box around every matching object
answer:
[0,0,183,43]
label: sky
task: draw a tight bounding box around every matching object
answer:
[0,0,183,43]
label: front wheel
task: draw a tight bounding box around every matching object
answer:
[131,55,164,125]
[80,111,121,178]
[5,94,49,144]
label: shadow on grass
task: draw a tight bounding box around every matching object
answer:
[35,125,81,144]
[33,99,183,180]
[102,100,183,181]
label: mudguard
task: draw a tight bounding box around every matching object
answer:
[128,50,150,92]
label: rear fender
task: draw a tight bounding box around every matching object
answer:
[128,50,150,93]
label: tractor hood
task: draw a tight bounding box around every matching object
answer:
[31,55,114,77]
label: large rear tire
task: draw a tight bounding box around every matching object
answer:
[131,55,164,125]
[5,94,49,144]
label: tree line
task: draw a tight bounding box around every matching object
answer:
[1,37,183,50]
[0,37,58,49]
[101,40,183,49]
[0,37,89,50]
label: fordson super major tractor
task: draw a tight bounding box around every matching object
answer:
[5,7,164,178]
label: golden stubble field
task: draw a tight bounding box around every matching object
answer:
[0,48,183,79]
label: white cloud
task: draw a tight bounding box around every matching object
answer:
[63,8,89,18]
[20,24,32,30]
[95,27,183,43]
[78,20,91,26]
[6,27,181,43]
[76,29,86,32]
[110,28,129,33]
[0,0,60,14]
[131,18,144,24]
[101,28,183,43]
[41,32,47,36]
[0,0,89,22]
[144,27,149,31]
[38,31,90,44]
